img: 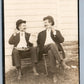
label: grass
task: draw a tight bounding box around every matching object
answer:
[5,58,79,84]
[5,41,79,84]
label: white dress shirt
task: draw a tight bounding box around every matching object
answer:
[45,29,56,45]
[17,32,27,48]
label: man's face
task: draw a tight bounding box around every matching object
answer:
[44,19,52,29]
[18,23,26,32]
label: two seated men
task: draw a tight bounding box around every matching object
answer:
[9,16,70,82]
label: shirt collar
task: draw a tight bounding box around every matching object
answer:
[46,28,52,32]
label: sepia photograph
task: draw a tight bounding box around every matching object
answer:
[4,0,79,84]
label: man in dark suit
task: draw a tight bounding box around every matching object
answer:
[37,16,70,83]
[9,19,39,79]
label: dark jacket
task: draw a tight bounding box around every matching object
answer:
[37,30,65,58]
[9,32,33,47]
[9,32,33,66]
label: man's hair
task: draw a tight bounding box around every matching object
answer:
[43,16,55,26]
[16,19,26,30]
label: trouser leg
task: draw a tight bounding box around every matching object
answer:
[49,43,63,63]
[30,47,38,64]
[12,48,22,79]
[48,50,57,73]
[43,44,62,73]
[12,48,21,67]
[30,47,39,75]
[48,44,70,70]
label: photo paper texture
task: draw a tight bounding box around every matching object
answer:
[3,0,79,84]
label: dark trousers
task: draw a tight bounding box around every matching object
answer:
[43,43,63,73]
[12,47,37,67]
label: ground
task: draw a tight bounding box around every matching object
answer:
[5,41,79,84]
[5,59,79,84]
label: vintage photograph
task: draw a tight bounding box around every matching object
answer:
[4,0,79,84]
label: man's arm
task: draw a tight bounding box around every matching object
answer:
[26,33,33,47]
[54,30,64,43]
[52,29,64,43]
[9,29,19,45]
[8,34,16,45]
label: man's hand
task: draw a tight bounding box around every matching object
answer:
[13,29,19,36]
[51,27,56,35]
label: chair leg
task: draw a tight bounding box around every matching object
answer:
[43,54,48,75]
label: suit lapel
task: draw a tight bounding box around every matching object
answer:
[43,30,46,44]
[51,30,54,39]
[15,33,20,46]
[17,33,20,42]
[25,32,27,40]
[25,32,28,43]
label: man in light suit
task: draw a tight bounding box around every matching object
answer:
[37,16,70,83]
[9,19,39,79]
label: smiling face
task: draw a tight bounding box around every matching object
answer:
[44,19,52,29]
[18,23,26,32]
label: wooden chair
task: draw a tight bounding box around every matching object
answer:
[42,53,48,75]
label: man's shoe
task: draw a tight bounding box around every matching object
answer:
[64,65,70,69]
[53,75,57,83]
[17,69,22,80]
[17,74,22,80]
[62,62,70,70]
[33,67,39,76]
[17,72,22,80]
[34,72,39,76]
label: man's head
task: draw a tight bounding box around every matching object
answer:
[43,16,55,28]
[16,19,26,32]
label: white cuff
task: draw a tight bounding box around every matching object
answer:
[13,33,16,36]
[53,31,56,35]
